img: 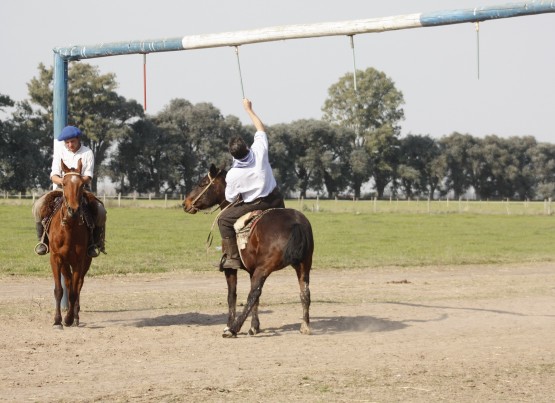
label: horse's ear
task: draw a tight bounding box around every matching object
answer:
[209,164,218,176]
[76,158,82,174]
[61,159,69,173]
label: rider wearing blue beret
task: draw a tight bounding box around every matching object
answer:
[32,125,106,257]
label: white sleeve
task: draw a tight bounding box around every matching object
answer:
[81,151,95,178]
[50,142,63,179]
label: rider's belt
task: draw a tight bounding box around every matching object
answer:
[246,187,281,205]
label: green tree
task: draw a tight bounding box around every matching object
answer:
[398,134,442,199]
[270,120,353,198]
[154,99,242,195]
[0,95,50,193]
[108,118,170,195]
[530,142,555,199]
[438,133,475,199]
[322,67,405,198]
[26,62,144,191]
[267,123,300,197]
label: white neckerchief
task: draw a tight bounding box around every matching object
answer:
[231,149,254,168]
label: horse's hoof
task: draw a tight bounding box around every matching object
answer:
[222,327,237,338]
[247,327,259,336]
[300,323,311,335]
[53,324,64,330]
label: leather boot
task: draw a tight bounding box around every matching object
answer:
[87,226,106,258]
[220,237,242,271]
[34,222,49,255]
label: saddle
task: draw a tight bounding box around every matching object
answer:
[233,209,276,250]
[40,190,100,230]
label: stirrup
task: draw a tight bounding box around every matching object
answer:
[34,242,49,255]
[218,255,226,271]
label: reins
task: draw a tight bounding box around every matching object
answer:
[187,168,240,252]
[189,169,223,214]
[205,198,240,251]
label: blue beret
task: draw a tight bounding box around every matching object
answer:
[58,126,82,141]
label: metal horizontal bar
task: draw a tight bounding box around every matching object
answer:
[53,1,554,61]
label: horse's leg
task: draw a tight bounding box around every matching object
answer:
[63,266,76,326]
[248,301,260,336]
[74,258,91,327]
[247,271,261,336]
[223,269,238,336]
[72,269,85,327]
[50,257,64,330]
[226,270,267,338]
[293,261,311,335]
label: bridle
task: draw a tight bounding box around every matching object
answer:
[61,171,85,226]
[188,169,224,213]
[187,168,242,250]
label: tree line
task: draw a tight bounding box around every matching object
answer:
[1,63,554,200]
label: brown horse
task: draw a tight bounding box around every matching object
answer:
[183,164,314,337]
[48,159,92,329]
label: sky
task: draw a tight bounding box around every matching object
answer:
[2,0,554,143]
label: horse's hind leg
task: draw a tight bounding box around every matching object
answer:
[293,261,311,335]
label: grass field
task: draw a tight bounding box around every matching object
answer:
[1,199,554,277]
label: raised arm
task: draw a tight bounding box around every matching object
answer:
[243,98,265,132]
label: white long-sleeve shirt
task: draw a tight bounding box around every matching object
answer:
[225,131,277,203]
[50,142,94,181]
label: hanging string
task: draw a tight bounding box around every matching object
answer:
[475,22,480,80]
[143,53,147,111]
[349,35,358,93]
[234,46,246,99]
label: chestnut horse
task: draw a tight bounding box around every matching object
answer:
[48,159,92,329]
[183,164,314,337]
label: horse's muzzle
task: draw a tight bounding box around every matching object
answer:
[182,200,197,214]
[67,206,80,218]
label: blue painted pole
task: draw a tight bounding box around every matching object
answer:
[52,54,69,310]
[53,54,68,138]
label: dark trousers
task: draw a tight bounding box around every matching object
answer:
[218,187,285,238]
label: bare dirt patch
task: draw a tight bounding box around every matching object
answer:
[1,263,554,402]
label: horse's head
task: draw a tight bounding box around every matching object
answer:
[183,164,227,214]
[61,159,86,218]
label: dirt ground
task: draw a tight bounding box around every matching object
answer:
[0,263,554,402]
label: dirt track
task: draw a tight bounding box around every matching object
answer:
[1,263,554,402]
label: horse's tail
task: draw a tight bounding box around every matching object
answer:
[283,222,313,266]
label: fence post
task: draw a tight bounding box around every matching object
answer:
[165,194,168,208]
[118,193,121,207]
